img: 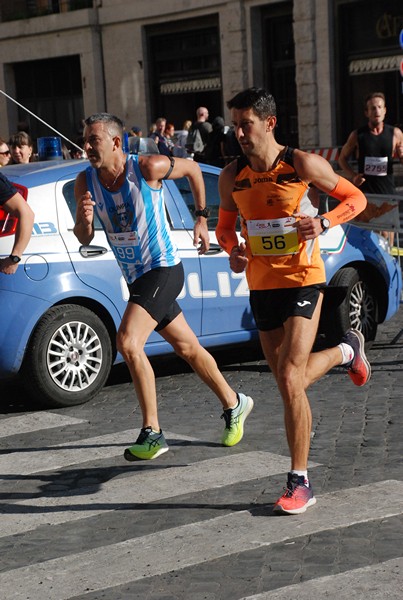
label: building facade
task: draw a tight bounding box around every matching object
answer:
[0,0,401,151]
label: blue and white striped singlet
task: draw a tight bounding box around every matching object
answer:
[86,155,180,284]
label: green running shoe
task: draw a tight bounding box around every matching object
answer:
[221,393,254,447]
[124,427,169,461]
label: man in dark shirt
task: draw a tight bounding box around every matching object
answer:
[339,92,403,195]
[339,92,403,242]
[189,107,213,162]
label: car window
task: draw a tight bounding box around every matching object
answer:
[62,180,104,230]
[172,171,240,230]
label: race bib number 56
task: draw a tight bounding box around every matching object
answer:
[247,217,299,256]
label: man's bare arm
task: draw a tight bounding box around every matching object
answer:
[0,192,34,274]
[338,130,365,187]
[5,192,34,257]
[73,171,95,245]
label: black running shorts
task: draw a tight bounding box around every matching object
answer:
[127,262,184,331]
[249,284,324,331]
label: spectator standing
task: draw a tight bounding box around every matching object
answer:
[204,116,226,168]
[172,120,193,158]
[129,125,143,137]
[223,125,242,164]
[0,138,11,167]
[150,117,172,156]
[9,132,34,164]
[164,123,176,152]
[71,137,85,159]
[188,107,213,162]
[176,120,192,149]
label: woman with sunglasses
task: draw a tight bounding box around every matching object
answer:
[0,138,11,167]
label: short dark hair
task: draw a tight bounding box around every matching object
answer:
[227,87,277,119]
[365,92,385,106]
[84,113,124,138]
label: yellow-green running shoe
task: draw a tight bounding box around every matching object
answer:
[124,427,169,461]
[221,393,254,447]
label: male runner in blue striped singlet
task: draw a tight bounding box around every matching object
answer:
[74,113,253,460]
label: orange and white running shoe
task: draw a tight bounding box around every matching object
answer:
[273,473,316,515]
[342,329,371,387]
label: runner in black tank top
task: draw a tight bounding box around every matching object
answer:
[357,123,394,195]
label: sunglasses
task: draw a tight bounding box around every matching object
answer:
[0,150,10,156]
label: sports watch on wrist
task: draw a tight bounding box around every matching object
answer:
[194,207,210,218]
[9,254,21,263]
[317,216,330,233]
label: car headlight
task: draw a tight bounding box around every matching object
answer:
[377,233,391,254]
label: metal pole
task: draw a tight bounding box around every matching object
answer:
[0,89,83,152]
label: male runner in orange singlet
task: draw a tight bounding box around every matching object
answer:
[216,88,371,515]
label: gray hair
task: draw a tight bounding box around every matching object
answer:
[84,113,125,138]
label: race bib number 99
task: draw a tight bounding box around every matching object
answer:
[364,156,387,176]
[108,231,142,264]
[247,217,299,256]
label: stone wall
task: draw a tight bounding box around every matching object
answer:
[0,0,336,148]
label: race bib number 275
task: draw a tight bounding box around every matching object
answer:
[364,156,387,176]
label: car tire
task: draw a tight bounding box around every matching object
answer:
[22,304,113,408]
[324,267,378,346]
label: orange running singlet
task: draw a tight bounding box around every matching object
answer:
[232,148,326,290]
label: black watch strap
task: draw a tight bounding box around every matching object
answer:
[194,207,210,218]
[9,254,21,263]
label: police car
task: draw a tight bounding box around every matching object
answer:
[0,159,401,408]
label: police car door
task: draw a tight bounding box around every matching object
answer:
[166,167,255,341]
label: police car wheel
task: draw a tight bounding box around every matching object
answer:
[22,304,113,408]
[324,267,378,345]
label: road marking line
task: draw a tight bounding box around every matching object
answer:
[0,412,86,438]
[0,429,198,475]
[1,480,402,600]
[0,451,298,537]
[241,557,403,599]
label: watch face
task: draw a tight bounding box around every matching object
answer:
[10,255,21,263]
[321,218,330,230]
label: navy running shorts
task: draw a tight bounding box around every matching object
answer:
[127,262,184,331]
[249,284,325,331]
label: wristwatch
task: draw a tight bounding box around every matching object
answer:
[317,216,330,233]
[194,207,210,218]
[9,254,21,263]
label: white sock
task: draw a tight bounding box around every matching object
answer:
[338,342,354,365]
